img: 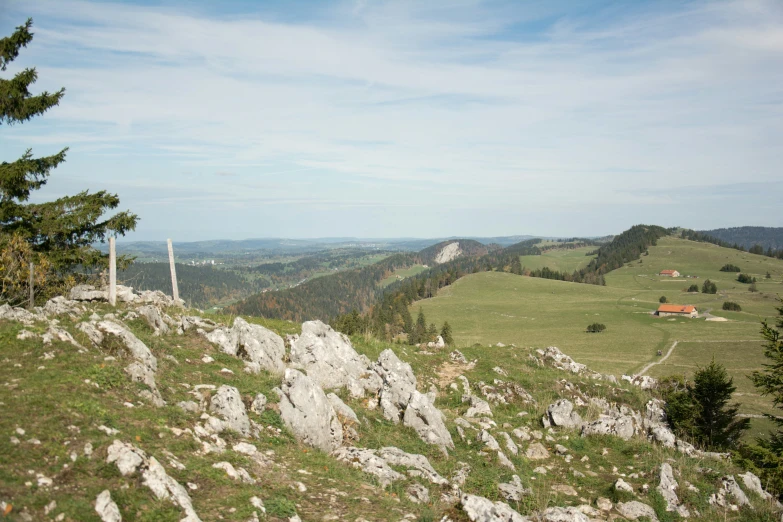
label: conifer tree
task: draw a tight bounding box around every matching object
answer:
[691,360,749,449]
[752,299,783,453]
[440,321,453,345]
[1,19,138,303]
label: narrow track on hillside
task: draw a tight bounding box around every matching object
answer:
[638,340,678,376]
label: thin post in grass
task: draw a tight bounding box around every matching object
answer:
[109,236,117,306]
[28,261,34,309]
[167,238,179,303]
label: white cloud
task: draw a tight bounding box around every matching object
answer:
[1,0,782,239]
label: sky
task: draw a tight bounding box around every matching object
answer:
[1,0,782,241]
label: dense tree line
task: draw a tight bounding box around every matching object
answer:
[720,263,741,272]
[682,229,783,260]
[700,226,783,252]
[118,263,268,308]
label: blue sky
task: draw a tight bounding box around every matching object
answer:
[1,0,781,241]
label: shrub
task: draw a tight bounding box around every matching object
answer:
[720,264,741,272]
[586,323,606,333]
[722,302,742,312]
[749,282,758,292]
[686,284,699,293]
[702,279,717,294]
[738,273,756,284]
[659,296,668,303]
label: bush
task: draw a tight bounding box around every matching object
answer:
[722,302,742,312]
[659,296,668,303]
[749,282,758,292]
[702,279,717,294]
[720,263,741,272]
[586,323,606,333]
[686,284,699,293]
[738,273,756,284]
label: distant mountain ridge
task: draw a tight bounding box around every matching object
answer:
[699,226,783,251]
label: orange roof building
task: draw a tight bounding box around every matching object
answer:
[657,304,697,318]
[659,270,680,277]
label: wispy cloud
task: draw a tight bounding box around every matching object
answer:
[1,0,782,239]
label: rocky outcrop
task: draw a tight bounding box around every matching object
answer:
[205,317,286,373]
[498,475,531,502]
[434,242,462,264]
[333,446,447,488]
[546,399,583,429]
[95,490,121,522]
[375,349,417,422]
[106,440,201,521]
[137,305,171,336]
[657,463,688,516]
[289,320,380,397]
[209,385,251,436]
[277,369,343,453]
[70,285,109,302]
[616,501,659,521]
[402,391,454,452]
[96,320,158,371]
[709,475,750,508]
[739,471,774,500]
[539,346,587,374]
[460,494,529,522]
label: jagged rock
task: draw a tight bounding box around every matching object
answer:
[16,329,38,340]
[551,484,578,496]
[525,442,550,460]
[739,471,773,500]
[499,432,519,455]
[621,374,658,390]
[710,475,750,507]
[540,346,587,374]
[616,501,659,521]
[614,478,634,493]
[290,321,380,396]
[581,414,636,440]
[465,395,493,418]
[0,304,40,325]
[540,506,590,522]
[332,447,404,487]
[460,494,529,522]
[137,305,170,336]
[512,427,531,441]
[403,391,454,451]
[250,393,267,414]
[43,296,84,317]
[209,385,251,436]
[178,401,200,413]
[449,350,468,363]
[179,315,217,334]
[70,285,108,302]
[143,456,201,521]
[375,349,417,422]
[115,285,138,303]
[596,497,612,511]
[212,462,256,484]
[478,429,501,451]
[497,450,515,470]
[206,317,285,373]
[96,321,157,371]
[95,490,121,522]
[657,463,687,515]
[378,446,448,485]
[327,393,360,425]
[277,369,342,453]
[406,483,429,504]
[137,289,184,307]
[125,362,165,407]
[649,425,676,448]
[498,475,531,502]
[546,400,582,429]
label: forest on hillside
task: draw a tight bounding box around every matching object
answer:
[699,226,783,251]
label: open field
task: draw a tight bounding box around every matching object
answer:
[379,264,429,287]
[519,246,596,273]
[416,237,783,423]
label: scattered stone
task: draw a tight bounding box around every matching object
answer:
[614,478,634,493]
[460,494,529,522]
[95,490,121,522]
[739,471,773,500]
[551,484,578,496]
[250,393,267,414]
[540,506,590,522]
[546,400,582,429]
[616,501,659,521]
[525,442,550,460]
[498,475,531,502]
[406,483,429,504]
[596,497,612,512]
[212,462,256,484]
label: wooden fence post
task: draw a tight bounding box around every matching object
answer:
[167,238,179,303]
[109,236,117,306]
[28,261,34,309]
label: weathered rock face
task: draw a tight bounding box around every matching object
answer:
[403,391,454,451]
[289,320,379,396]
[622,374,659,390]
[434,242,462,264]
[205,317,286,373]
[209,385,251,436]
[615,501,659,521]
[657,463,686,515]
[546,399,583,429]
[277,369,343,453]
[375,349,417,422]
[106,440,201,521]
[498,475,531,502]
[137,305,170,336]
[333,445,447,488]
[95,490,121,522]
[69,285,109,302]
[539,346,587,374]
[97,321,158,371]
[460,494,530,522]
[710,475,750,507]
[739,471,773,500]
[539,506,590,522]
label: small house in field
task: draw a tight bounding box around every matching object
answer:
[657,304,697,318]
[659,270,680,277]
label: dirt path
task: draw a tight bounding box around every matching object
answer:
[638,340,678,376]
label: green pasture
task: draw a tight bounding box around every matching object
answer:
[519,246,596,273]
[379,264,429,288]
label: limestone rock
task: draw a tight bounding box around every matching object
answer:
[375,349,417,422]
[137,305,170,336]
[402,391,453,451]
[657,463,684,514]
[95,490,121,522]
[614,478,634,493]
[209,385,251,436]
[498,475,531,502]
[70,285,108,302]
[540,346,586,374]
[332,447,404,487]
[327,393,360,426]
[406,483,429,504]
[546,400,582,429]
[739,471,773,500]
[460,494,530,522]
[616,501,659,521]
[499,432,519,455]
[277,369,343,453]
[250,393,267,414]
[206,317,286,373]
[378,446,448,485]
[525,442,550,460]
[540,506,590,522]
[96,321,157,371]
[465,395,493,418]
[43,296,84,318]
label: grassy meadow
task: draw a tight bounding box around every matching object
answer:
[379,264,429,288]
[519,246,596,273]
[416,236,783,423]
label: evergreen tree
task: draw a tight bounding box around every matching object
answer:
[440,321,453,345]
[427,322,437,342]
[1,19,138,304]
[410,307,427,345]
[659,296,668,303]
[701,279,717,294]
[510,255,522,275]
[691,360,750,449]
[751,299,783,453]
